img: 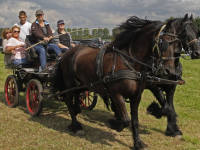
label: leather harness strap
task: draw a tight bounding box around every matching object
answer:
[95,47,106,78]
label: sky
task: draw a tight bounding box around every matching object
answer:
[0,0,200,32]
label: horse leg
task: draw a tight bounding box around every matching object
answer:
[146,86,166,119]
[73,91,82,116]
[130,95,148,150]
[107,94,131,132]
[65,92,84,134]
[111,98,122,121]
[164,86,182,137]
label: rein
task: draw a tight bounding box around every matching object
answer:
[25,32,70,51]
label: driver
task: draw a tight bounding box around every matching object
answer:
[30,10,63,70]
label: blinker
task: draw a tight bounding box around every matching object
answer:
[159,40,169,52]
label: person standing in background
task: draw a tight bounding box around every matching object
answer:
[14,10,31,42]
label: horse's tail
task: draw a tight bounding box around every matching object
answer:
[51,61,66,97]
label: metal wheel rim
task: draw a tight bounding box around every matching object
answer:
[26,82,40,114]
[80,91,95,108]
[5,77,16,106]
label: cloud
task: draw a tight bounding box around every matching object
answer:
[0,0,200,31]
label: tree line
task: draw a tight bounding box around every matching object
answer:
[1,16,200,40]
[65,28,111,40]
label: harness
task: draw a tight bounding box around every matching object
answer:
[45,22,198,99]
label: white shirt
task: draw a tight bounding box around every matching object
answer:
[14,21,32,42]
[6,37,26,60]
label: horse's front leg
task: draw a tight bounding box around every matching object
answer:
[107,94,131,132]
[146,85,166,119]
[130,95,148,150]
[164,86,182,137]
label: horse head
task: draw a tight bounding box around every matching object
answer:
[151,24,178,76]
[178,14,200,59]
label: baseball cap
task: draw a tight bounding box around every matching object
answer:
[57,20,65,26]
[35,10,44,15]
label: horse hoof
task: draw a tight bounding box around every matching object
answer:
[76,130,85,135]
[175,135,182,139]
[107,119,124,132]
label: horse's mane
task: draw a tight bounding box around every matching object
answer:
[165,17,198,33]
[109,16,164,49]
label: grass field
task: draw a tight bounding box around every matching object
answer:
[0,53,199,150]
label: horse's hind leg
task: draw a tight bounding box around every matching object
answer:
[164,87,182,137]
[130,95,148,150]
[73,91,82,116]
[107,94,130,132]
[66,92,84,134]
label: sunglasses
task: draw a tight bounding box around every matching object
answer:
[59,23,65,25]
[13,31,20,33]
[6,31,11,34]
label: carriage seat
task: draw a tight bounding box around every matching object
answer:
[25,35,57,61]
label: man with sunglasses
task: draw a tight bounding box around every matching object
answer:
[30,10,63,70]
[14,10,31,42]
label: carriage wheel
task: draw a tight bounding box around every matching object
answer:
[79,91,98,110]
[4,75,19,108]
[25,79,43,117]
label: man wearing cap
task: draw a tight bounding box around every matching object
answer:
[30,10,63,70]
[14,10,31,42]
[53,20,75,52]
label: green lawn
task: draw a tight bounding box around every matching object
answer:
[0,53,199,150]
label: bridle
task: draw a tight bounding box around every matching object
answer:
[178,21,199,53]
[158,20,199,62]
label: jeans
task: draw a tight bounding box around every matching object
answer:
[13,58,29,65]
[32,43,62,69]
[60,48,69,53]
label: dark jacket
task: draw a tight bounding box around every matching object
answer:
[30,20,53,43]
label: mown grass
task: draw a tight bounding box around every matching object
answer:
[0,53,199,150]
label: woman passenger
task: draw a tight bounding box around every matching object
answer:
[6,25,28,65]
[1,28,12,65]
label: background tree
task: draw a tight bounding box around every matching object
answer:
[97,28,103,38]
[102,28,110,39]
[112,27,121,37]
[77,28,83,39]
[0,28,3,38]
[83,28,91,39]
[164,16,175,23]
[67,28,71,33]
[71,28,78,39]
[194,16,200,29]
[92,29,98,38]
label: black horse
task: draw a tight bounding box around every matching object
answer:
[111,14,200,139]
[51,16,178,150]
[145,14,200,138]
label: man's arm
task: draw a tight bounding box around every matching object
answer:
[57,43,69,49]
